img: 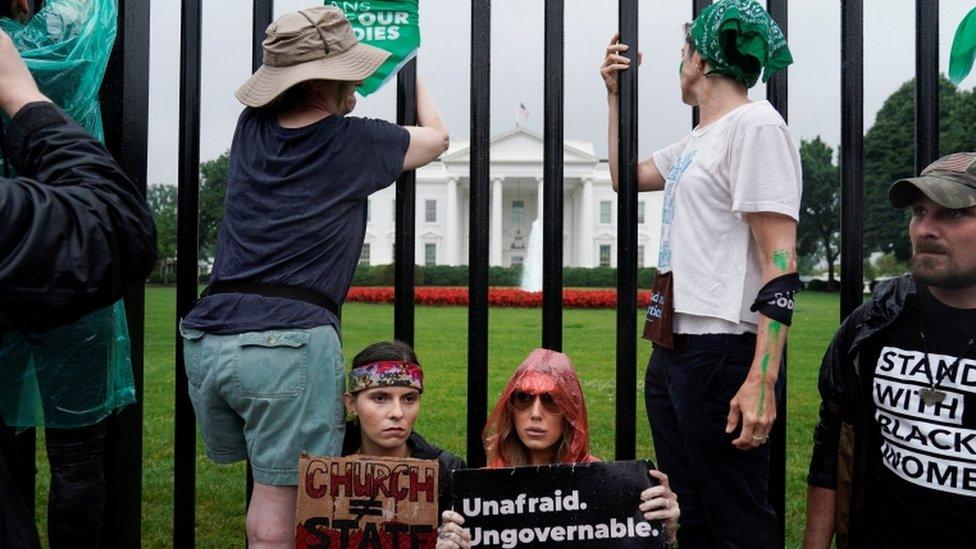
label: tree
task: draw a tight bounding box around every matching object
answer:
[199,151,230,259]
[861,76,975,260]
[797,137,840,287]
[147,184,177,282]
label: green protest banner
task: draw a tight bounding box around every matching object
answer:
[326,0,420,96]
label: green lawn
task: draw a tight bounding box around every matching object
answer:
[31,287,840,547]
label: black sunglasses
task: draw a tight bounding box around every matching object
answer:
[509,390,561,414]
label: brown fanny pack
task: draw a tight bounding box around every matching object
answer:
[642,271,675,349]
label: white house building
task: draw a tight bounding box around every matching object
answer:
[362,126,663,268]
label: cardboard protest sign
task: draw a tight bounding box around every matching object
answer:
[326,0,420,96]
[295,453,439,549]
[451,460,667,548]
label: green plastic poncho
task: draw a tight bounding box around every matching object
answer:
[0,0,135,429]
[690,0,792,89]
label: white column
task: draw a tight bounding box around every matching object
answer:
[536,176,545,226]
[580,178,594,267]
[445,177,458,265]
[491,178,503,266]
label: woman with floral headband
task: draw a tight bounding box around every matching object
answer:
[340,341,472,549]
[441,348,680,547]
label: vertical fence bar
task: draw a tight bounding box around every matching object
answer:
[691,0,711,128]
[916,1,939,172]
[615,0,639,461]
[253,0,273,73]
[175,0,202,546]
[467,0,491,468]
[245,0,274,525]
[764,1,788,542]
[542,0,564,351]
[395,59,418,346]
[840,0,864,321]
[99,0,151,545]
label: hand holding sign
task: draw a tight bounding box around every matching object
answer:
[640,470,679,542]
[436,510,472,549]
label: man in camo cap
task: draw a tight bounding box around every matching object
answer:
[889,151,976,209]
[805,154,976,547]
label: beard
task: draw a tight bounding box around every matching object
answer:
[910,253,976,289]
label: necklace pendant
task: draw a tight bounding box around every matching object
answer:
[919,387,947,405]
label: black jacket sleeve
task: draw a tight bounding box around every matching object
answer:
[0,102,157,332]
[807,309,861,489]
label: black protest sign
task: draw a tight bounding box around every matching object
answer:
[295,453,439,549]
[451,460,667,548]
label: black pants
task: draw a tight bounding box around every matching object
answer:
[644,334,782,549]
[0,421,106,549]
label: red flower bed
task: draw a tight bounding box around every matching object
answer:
[346,286,651,309]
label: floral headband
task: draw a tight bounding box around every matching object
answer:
[348,361,424,394]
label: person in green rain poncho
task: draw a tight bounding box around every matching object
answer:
[601,0,802,546]
[0,1,134,547]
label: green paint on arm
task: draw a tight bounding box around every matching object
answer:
[757,353,771,415]
[768,320,782,341]
[772,250,790,272]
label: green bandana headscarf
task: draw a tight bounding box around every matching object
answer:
[690,0,792,88]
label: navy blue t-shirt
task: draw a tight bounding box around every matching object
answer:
[183,108,409,334]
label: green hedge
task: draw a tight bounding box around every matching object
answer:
[352,264,657,288]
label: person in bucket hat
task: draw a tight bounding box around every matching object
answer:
[805,154,976,547]
[235,6,390,108]
[179,6,449,545]
[601,0,802,545]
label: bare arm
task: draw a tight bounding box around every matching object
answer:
[402,78,450,171]
[803,486,836,549]
[726,212,797,449]
[600,34,664,193]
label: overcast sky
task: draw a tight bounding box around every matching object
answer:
[147,1,976,185]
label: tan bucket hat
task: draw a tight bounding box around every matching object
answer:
[888,152,976,209]
[235,6,391,108]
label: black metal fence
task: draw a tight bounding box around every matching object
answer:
[8,1,947,547]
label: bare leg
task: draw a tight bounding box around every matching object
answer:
[246,482,297,549]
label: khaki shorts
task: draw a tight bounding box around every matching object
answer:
[179,323,345,485]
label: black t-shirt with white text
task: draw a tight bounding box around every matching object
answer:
[864,287,976,548]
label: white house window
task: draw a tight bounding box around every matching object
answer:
[425,199,437,223]
[599,244,611,267]
[425,243,437,266]
[637,245,645,267]
[359,243,371,266]
[637,201,645,224]
[367,198,371,223]
[392,199,397,218]
[599,200,612,224]
[511,200,524,226]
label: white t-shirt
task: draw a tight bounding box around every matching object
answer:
[651,100,802,335]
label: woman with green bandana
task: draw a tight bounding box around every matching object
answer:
[601,0,801,546]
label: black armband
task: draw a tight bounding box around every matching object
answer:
[749,273,802,326]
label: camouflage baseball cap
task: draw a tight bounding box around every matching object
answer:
[888,152,976,209]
